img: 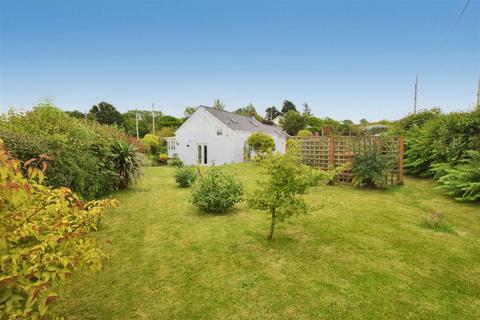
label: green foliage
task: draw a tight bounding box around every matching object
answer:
[191,169,243,213]
[65,110,85,119]
[265,106,281,120]
[404,110,480,177]
[174,167,197,187]
[391,107,442,135]
[170,154,184,168]
[184,107,197,118]
[280,111,307,136]
[421,210,454,234]
[142,134,160,155]
[297,129,313,137]
[0,104,123,199]
[0,140,119,318]
[248,151,324,240]
[158,153,168,165]
[89,101,124,127]
[212,99,225,110]
[111,141,143,188]
[432,150,480,202]
[281,100,297,114]
[247,132,275,158]
[156,127,176,141]
[351,151,389,189]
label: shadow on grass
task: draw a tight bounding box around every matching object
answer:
[192,205,243,218]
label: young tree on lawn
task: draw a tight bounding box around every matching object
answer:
[280,110,307,135]
[213,99,225,110]
[265,106,281,120]
[248,150,322,240]
[281,100,297,114]
[89,101,124,126]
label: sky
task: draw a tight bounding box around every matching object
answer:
[0,0,479,122]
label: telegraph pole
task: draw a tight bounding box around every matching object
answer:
[152,103,156,134]
[135,108,139,139]
[413,74,418,114]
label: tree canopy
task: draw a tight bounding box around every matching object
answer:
[280,111,307,135]
[89,101,124,126]
[281,100,297,114]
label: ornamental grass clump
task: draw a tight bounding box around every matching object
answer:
[421,209,454,234]
[190,169,243,213]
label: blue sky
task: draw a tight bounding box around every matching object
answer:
[0,0,479,121]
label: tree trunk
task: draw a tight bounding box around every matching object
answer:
[267,208,276,240]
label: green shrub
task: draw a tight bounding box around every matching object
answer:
[432,150,480,202]
[247,132,275,158]
[0,140,119,318]
[0,104,122,199]
[404,110,480,177]
[191,169,244,213]
[297,129,313,137]
[111,141,143,188]
[351,151,389,189]
[142,133,160,155]
[170,154,184,167]
[174,166,197,187]
[158,153,168,165]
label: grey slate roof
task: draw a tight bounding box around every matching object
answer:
[203,106,287,136]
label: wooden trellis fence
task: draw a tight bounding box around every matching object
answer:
[288,136,404,185]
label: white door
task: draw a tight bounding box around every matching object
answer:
[196,144,208,165]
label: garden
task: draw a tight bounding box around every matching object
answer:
[1,102,479,319]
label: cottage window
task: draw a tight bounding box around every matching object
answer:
[216,128,223,136]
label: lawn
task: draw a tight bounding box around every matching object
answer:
[53,164,480,319]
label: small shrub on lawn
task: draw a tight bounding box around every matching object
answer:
[170,154,184,167]
[174,166,197,187]
[158,153,168,165]
[191,169,243,213]
[351,151,389,189]
[422,210,454,233]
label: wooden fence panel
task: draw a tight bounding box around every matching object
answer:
[288,136,403,185]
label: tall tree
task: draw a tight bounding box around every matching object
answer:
[65,110,85,119]
[234,103,257,117]
[89,101,123,126]
[184,106,197,118]
[280,111,307,135]
[281,100,297,114]
[265,106,281,120]
[302,102,312,117]
[213,99,225,110]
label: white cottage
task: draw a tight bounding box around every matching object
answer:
[166,106,287,165]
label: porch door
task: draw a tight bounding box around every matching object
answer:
[197,144,208,165]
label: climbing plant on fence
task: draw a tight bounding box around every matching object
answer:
[288,135,403,185]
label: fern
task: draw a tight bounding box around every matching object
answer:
[433,150,480,202]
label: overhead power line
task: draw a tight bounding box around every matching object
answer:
[456,0,472,24]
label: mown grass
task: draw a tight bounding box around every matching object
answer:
[52,163,480,319]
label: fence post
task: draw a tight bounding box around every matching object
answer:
[328,136,334,166]
[399,136,404,184]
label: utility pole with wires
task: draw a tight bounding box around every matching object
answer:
[413,74,419,114]
[135,108,140,140]
[152,103,156,134]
